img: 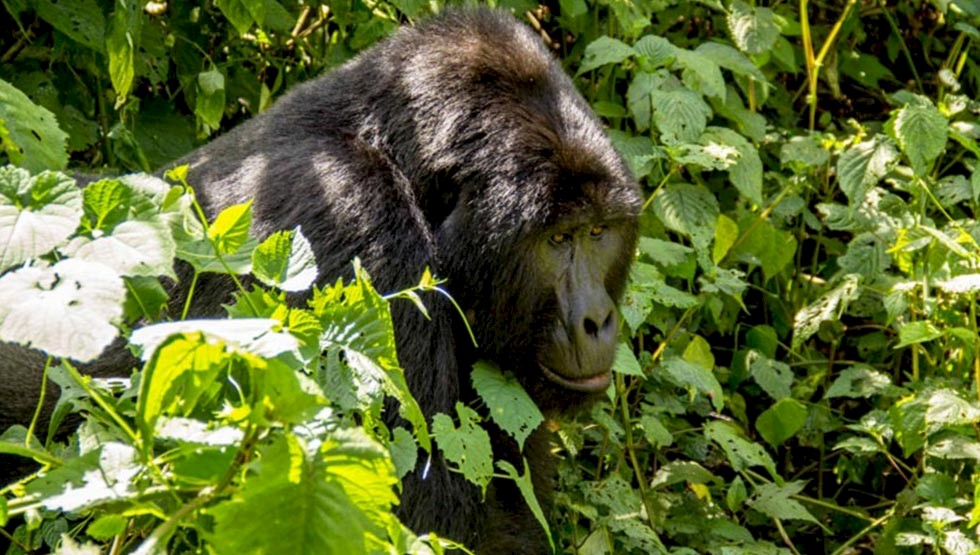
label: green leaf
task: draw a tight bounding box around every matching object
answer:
[86,515,127,541]
[388,427,417,480]
[792,274,860,350]
[33,0,106,51]
[208,431,397,555]
[780,135,829,168]
[106,0,143,104]
[252,227,319,292]
[837,136,898,204]
[208,201,252,254]
[27,443,141,512]
[702,127,763,205]
[196,69,227,131]
[676,50,726,100]
[612,341,644,376]
[497,460,553,551]
[0,82,69,172]
[825,366,897,399]
[695,42,767,83]
[649,460,718,489]
[633,35,678,68]
[892,100,948,176]
[639,237,694,268]
[727,0,779,55]
[639,415,673,448]
[756,398,807,447]
[895,320,943,348]
[748,482,820,524]
[651,88,712,145]
[577,36,635,74]
[748,351,793,400]
[471,361,544,449]
[0,167,81,270]
[925,389,980,432]
[215,0,266,35]
[682,334,715,370]
[926,436,980,461]
[713,213,739,263]
[0,259,124,361]
[652,183,719,251]
[704,421,778,479]
[310,263,429,451]
[131,318,300,362]
[661,358,724,411]
[432,403,494,494]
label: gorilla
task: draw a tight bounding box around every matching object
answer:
[1,7,640,553]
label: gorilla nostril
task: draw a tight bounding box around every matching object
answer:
[583,317,599,338]
[602,312,614,331]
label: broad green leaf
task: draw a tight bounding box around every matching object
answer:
[208,200,252,254]
[106,0,143,104]
[208,431,397,555]
[649,461,718,489]
[695,42,767,83]
[389,427,417,480]
[33,0,106,51]
[682,334,715,370]
[310,263,429,450]
[179,200,256,274]
[825,366,899,399]
[639,415,673,448]
[626,71,667,132]
[792,274,860,350]
[651,89,712,145]
[837,136,898,204]
[701,127,763,205]
[0,167,81,270]
[64,219,175,277]
[652,183,719,251]
[633,35,678,68]
[892,100,948,177]
[661,358,724,411]
[756,398,807,447]
[130,318,300,362]
[215,0,267,35]
[927,437,980,461]
[252,227,319,292]
[748,351,793,400]
[471,361,544,449]
[86,515,127,541]
[748,482,820,524]
[0,82,69,172]
[196,69,227,131]
[704,421,778,479]
[713,213,739,263]
[27,443,141,513]
[925,389,980,432]
[0,259,124,361]
[781,135,829,168]
[639,237,694,267]
[432,403,493,494]
[676,50,726,100]
[727,0,779,55]
[889,396,927,456]
[497,460,553,551]
[838,233,890,276]
[612,341,644,376]
[577,36,635,74]
[895,320,943,348]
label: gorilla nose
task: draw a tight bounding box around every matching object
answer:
[582,310,616,342]
[571,297,618,371]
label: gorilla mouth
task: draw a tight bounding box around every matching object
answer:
[541,366,612,393]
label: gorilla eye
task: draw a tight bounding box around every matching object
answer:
[550,232,571,245]
[589,225,606,237]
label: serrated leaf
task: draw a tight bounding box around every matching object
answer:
[781,135,829,168]
[577,36,635,74]
[701,126,763,205]
[0,81,69,172]
[131,318,300,361]
[695,42,767,83]
[676,50,726,100]
[432,403,493,494]
[713,213,739,263]
[728,0,779,55]
[748,482,820,524]
[389,427,417,480]
[0,259,124,361]
[756,398,807,447]
[252,227,319,292]
[649,461,718,489]
[612,341,643,377]
[792,274,860,350]
[893,100,948,176]
[925,389,980,432]
[639,237,694,267]
[0,167,81,270]
[208,431,396,555]
[471,361,544,449]
[651,89,712,145]
[825,366,897,399]
[704,421,777,479]
[837,136,898,204]
[652,183,719,251]
[27,443,141,513]
[633,35,678,67]
[208,200,252,254]
[215,0,266,35]
[895,320,942,348]
[661,358,724,411]
[64,219,176,278]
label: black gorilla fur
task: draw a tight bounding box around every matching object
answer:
[0,8,640,553]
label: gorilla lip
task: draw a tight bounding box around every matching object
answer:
[541,366,612,393]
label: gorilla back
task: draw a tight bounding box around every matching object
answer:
[4,7,641,553]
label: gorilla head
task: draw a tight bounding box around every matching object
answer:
[376,11,641,408]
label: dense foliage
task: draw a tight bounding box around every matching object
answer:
[2,0,980,554]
